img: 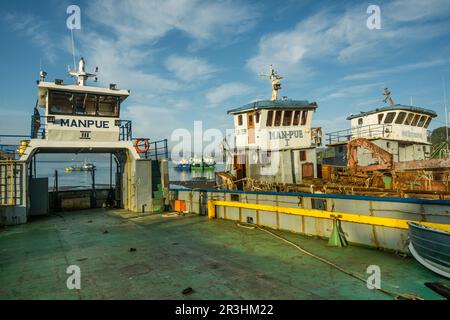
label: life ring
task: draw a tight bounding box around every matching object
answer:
[134,138,150,153]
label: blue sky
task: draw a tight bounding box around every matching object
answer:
[1,0,450,145]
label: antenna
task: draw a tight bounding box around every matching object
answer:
[68,57,99,86]
[259,64,283,101]
[443,76,449,155]
[70,28,76,70]
[383,88,394,107]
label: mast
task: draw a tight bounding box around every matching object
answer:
[68,57,98,86]
[383,88,394,107]
[259,65,283,101]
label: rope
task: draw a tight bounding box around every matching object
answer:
[251,224,423,300]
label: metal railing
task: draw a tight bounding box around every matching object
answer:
[118,120,132,141]
[0,161,25,206]
[325,124,392,145]
[30,116,48,139]
[140,139,169,161]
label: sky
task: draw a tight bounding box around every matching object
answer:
[1,0,450,151]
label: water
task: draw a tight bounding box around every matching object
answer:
[35,160,224,190]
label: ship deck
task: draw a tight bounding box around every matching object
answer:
[0,209,448,300]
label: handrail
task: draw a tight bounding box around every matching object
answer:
[138,139,169,160]
[325,124,392,145]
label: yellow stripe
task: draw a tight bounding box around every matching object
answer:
[208,200,450,233]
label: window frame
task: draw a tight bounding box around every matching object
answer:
[411,114,420,126]
[424,117,432,129]
[283,110,293,126]
[274,110,283,127]
[293,110,301,126]
[417,115,427,127]
[404,113,414,125]
[48,90,121,118]
[300,110,308,125]
[237,115,243,126]
[384,112,396,124]
[395,111,407,124]
[266,110,274,127]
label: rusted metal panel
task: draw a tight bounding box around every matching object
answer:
[394,158,450,171]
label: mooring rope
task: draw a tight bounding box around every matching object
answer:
[249,224,423,300]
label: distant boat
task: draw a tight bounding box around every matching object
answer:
[175,158,191,170]
[66,162,95,172]
[408,222,450,279]
[81,162,95,171]
[190,156,216,169]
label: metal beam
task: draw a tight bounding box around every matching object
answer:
[207,200,450,233]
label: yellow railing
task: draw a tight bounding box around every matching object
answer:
[207,200,450,233]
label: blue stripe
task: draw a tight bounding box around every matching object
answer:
[169,187,450,206]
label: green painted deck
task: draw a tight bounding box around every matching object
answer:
[0,209,448,300]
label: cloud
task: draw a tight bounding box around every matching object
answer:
[342,59,450,81]
[3,13,58,62]
[87,0,257,46]
[385,0,450,22]
[205,82,252,107]
[318,82,384,102]
[246,1,450,75]
[165,55,217,82]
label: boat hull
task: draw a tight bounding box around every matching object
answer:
[408,222,450,279]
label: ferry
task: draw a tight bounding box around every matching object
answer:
[1,60,449,300]
[172,65,450,276]
[0,57,170,225]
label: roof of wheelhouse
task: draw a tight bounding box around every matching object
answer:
[227,99,318,115]
[347,104,437,120]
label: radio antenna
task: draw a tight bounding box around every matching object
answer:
[70,28,76,70]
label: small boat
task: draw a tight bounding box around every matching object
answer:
[190,157,203,169]
[408,222,450,279]
[203,156,216,169]
[81,162,96,171]
[175,158,191,170]
[66,164,79,172]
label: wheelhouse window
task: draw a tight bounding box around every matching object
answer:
[283,110,293,126]
[238,115,243,126]
[84,95,97,116]
[98,96,119,117]
[274,111,282,126]
[293,110,301,125]
[301,110,308,125]
[266,111,274,126]
[378,114,384,124]
[411,114,420,126]
[49,90,120,117]
[404,113,414,125]
[255,112,260,124]
[358,118,363,126]
[49,91,73,115]
[384,112,396,124]
[417,115,427,127]
[248,114,253,126]
[424,117,432,128]
[395,112,407,124]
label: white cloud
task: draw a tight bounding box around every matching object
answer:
[205,82,252,107]
[4,13,57,62]
[247,1,450,75]
[87,0,257,46]
[385,0,450,22]
[342,59,450,81]
[318,82,384,102]
[165,55,217,82]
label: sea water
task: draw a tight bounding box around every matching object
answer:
[36,160,223,190]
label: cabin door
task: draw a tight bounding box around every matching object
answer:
[302,162,314,179]
[247,112,255,144]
